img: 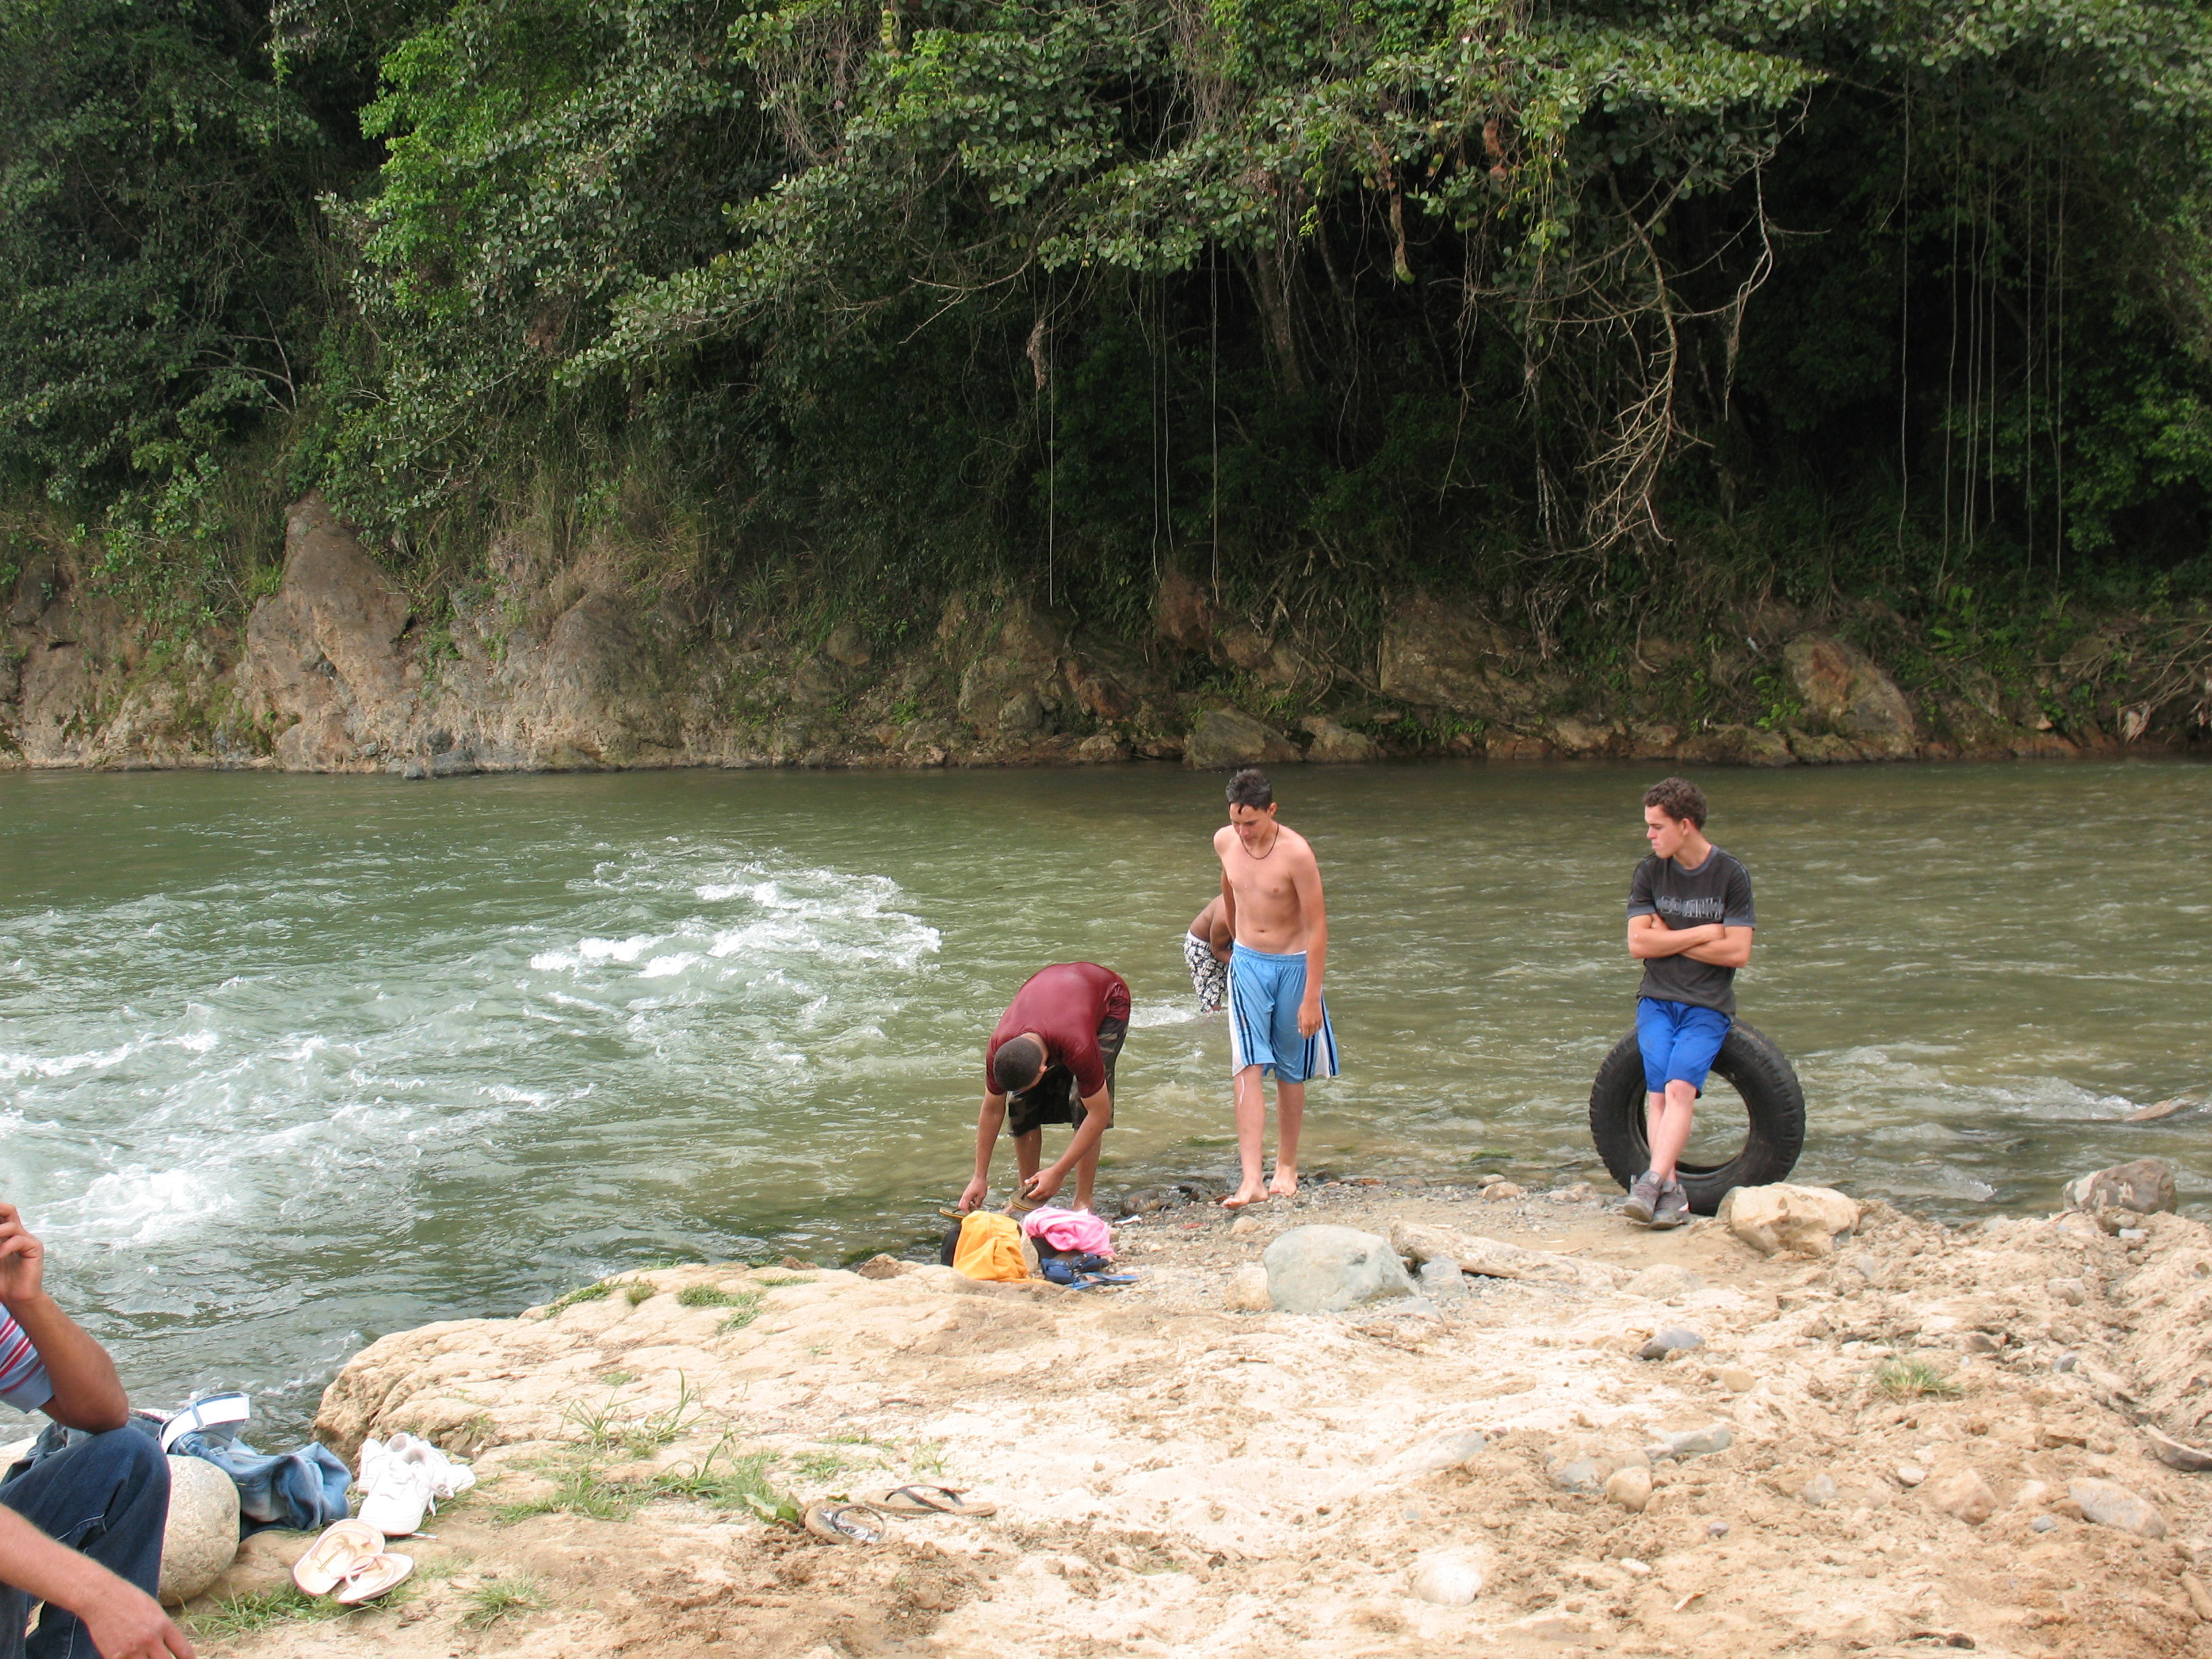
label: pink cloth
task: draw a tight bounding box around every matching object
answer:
[1020,1206,1113,1258]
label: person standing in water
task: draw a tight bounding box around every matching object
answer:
[1214,769,1338,1208]
[1183,895,1231,1014]
[960,962,1130,1214]
[1622,777,1755,1229]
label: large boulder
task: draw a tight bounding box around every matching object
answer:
[1183,708,1300,770]
[2062,1158,2175,1218]
[1304,717,1379,763]
[158,1455,240,1605]
[1153,566,1214,651]
[1782,635,1918,759]
[1262,1225,1418,1313]
[527,592,680,764]
[1674,723,1795,767]
[241,493,417,771]
[1719,1183,1862,1258]
[1376,596,1534,720]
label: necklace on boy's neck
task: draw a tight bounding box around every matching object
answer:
[1246,825,1281,861]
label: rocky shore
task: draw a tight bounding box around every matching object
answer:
[177,1172,2212,1658]
[5,495,2197,775]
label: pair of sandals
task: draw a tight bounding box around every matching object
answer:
[291,1518,413,1604]
[802,1485,996,1546]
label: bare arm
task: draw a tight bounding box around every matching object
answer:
[0,1205,126,1433]
[1626,916,1725,960]
[0,1504,193,1658]
[959,1094,1009,1212]
[1023,1089,1113,1202]
[1293,852,1327,1035]
[1683,926,1754,968]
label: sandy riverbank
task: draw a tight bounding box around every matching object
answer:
[184,1179,2212,1658]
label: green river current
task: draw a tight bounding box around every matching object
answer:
[1,760,2207,1435]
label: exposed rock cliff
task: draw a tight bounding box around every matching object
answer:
[0,497,2184,774]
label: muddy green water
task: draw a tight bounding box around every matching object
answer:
[2,761,2207,1434]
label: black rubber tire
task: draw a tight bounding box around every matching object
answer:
[1587,1021,1805,1216]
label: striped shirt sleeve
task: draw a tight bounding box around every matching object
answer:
[0,1309,52,1413]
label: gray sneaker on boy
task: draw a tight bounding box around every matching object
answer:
[1650,1180,1691,1229]
[1621,1171,1663,1224]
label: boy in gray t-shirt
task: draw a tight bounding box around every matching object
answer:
[1620,777,1756,1227]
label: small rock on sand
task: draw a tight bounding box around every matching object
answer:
[2063,1158,2176,1218]
[1418,1258,1464,1294]
[1799,1473,1838,1507]
[1639,1326,1703,1361]
[1605,1467,1652,1513]
[1719,1366,1755,1392]
[2046,1276,2087,1306]
[1483,1183,1525,1202]
[2069,1477,2168,1538]
[2181,1573,2212,1622]
[2031,1514,2059,1532]
[1925,1469,1996,1525]
[1225,1263,1271,1313]
[1895,1464,1927,1487]
[1719,1183,1862,1258]
[857,1254,910,1279]
[2144,1425,2212,1473]
[1229,1214,1263,1238]
[1551,1458,1607,1494]
[1261,1225,1417,1314]
[1410,1547,1485,1605]
[1650,1423,1732,1460]
[1625,1263,1704,1299]
[1404,1431,1486,1473]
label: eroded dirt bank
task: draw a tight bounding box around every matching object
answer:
[186,1182,2212,1659]
[7,495,2201,775]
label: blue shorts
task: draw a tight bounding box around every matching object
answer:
[1228,944,1340,1085]
[1636,998,1731,1095]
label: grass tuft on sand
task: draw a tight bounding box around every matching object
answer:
[460,1575,546,1629]
[1874,1354,1961,1398]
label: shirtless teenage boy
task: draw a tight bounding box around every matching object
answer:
[1213,769,1338,1208]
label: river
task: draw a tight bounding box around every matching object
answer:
[2,760,2207,1436]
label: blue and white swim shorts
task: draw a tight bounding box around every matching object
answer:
[1228,943,1341,1084]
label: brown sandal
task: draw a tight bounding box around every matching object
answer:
[802,1501,884,1544]
[859,1484,997,1518]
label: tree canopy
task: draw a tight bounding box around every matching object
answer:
[5,0,2212,634]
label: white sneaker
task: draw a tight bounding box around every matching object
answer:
[395,1432,476,1500]
[354,1433,473,1536]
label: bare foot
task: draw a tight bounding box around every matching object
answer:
[1221,1183,1269,1209]
[1269,1168,1298,1200]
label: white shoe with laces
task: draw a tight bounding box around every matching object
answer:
[354,1433,475,1536]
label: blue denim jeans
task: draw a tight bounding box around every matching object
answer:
[0,1428,169,1659]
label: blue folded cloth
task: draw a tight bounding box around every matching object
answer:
[167,1429,352,1536]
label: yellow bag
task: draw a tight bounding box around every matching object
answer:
[951,1212,1029,1282]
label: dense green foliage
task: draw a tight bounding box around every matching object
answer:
[5,0,2212,640]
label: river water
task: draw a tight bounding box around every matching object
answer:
[3,761,2207,1434]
